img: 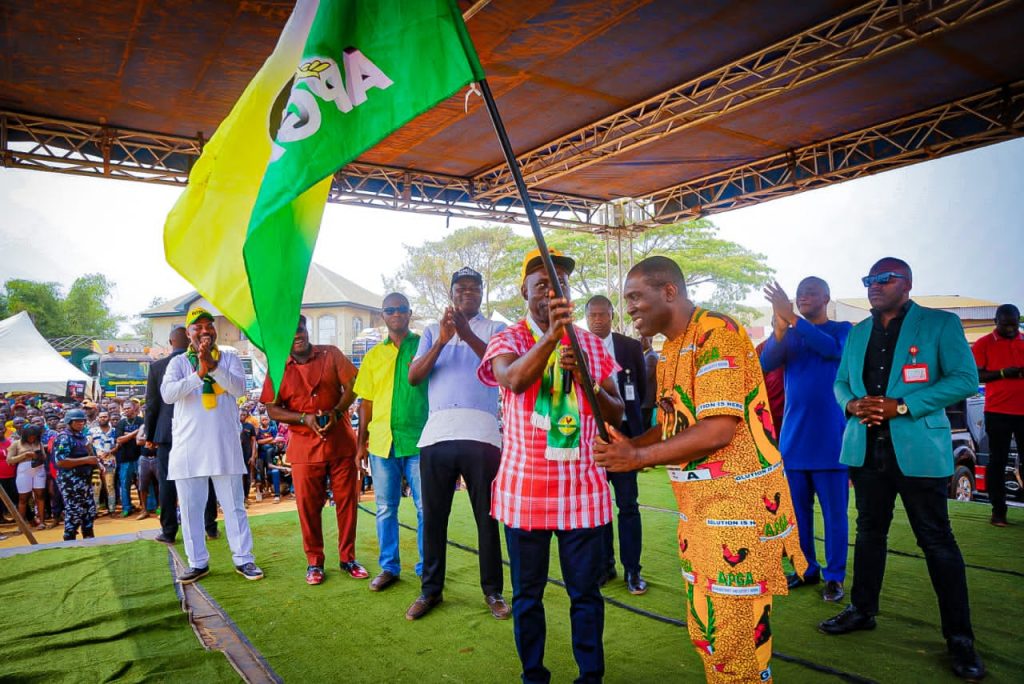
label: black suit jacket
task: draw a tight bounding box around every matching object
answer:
[610,332,647,438]
[145,348,185,445]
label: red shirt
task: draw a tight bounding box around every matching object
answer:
[973,330,1024,415]
[260,346,358,463]
[479,321,617,531]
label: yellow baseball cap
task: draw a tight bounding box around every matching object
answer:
[520,247,575,284]
[186,306,215,326]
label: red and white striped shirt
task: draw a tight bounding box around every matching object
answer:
[478,320,618,531]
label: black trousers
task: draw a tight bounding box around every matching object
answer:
[984,411,1024,518]
[506,526,604,684]
[849,436,974,640]
[601,470,642,574]
[419,440,503,597]
[156,444,218,539]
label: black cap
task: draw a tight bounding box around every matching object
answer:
[451,266,483,288]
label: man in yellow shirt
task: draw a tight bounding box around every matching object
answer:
[353,293,430,592]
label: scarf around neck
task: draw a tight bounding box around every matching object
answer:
[186,345,224,410]
[526,318,581,461]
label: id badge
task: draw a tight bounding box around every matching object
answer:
[624,382,636,402]
[902,364,929,383]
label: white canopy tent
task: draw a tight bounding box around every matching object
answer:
[0,311,96,398]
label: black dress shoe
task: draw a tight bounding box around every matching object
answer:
[822,580,845,602]
[625,571,648,595]
[948,637,986,681]
[153,533,176,545]
[818,605,876,635]
[787,571,820,589]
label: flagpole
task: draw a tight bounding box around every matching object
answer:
[477,78,609,442]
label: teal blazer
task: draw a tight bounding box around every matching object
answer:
[834,301,978,477]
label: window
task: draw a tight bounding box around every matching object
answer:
[352,316,364,336]
[318,315,337,346]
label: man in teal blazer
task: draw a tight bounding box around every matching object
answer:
[819,258,984,682]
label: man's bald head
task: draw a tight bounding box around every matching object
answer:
[869,257,912,280]
[169,326,188,351]
[627,255,687,294]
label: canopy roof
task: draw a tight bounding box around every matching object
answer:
[0,312,94,397]
[2,0,1023,231]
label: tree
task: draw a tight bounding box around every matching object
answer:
[129,296,166,344]
[385,225,533,320]
[2,274,121,338]
[546,218,773,322]
[63,274,121,338]
[388,219,773,326]
[3,279,67,337]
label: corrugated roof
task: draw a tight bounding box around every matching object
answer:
[837,295,999,310]
[3,0,1022,216]
[142,263,381,317]
[302,263,382,309]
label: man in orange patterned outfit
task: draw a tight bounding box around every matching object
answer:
[596,257,807,683]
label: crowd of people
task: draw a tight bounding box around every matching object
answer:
[3,250,1020,684]
[0,394,298,539]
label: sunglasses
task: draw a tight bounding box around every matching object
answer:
[861,271,907,287]
[382,305,411,315]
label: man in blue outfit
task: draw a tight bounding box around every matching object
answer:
[761,277,852,602]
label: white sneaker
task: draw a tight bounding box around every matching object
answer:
[255,491,263,502]
[274,496,281,503]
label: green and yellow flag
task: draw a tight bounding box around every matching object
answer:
[165,0,484,392]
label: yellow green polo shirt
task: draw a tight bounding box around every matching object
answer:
[352,333,429,457]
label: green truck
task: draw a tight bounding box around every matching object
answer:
[81,340,152,399]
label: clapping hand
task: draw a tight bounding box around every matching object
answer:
[197,338,216,376]
[439,307,457,345]
[763,281,797,329]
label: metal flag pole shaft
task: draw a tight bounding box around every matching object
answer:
[477,78,609,442]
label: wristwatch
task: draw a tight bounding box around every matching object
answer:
[895,399,908,416]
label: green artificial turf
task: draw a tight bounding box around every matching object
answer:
[3,469,1018,683]
[0,541,239,683]
[191,469,1024,683]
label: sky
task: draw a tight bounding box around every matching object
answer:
[1,136,1023,332]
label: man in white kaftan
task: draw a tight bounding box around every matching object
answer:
[161,307,263,583]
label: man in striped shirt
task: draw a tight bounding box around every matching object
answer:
[479,248,623,684]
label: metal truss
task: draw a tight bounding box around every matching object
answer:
[3,83,1022,236]
[0,111,200,185]
[472,0,1017,200]
[0,110,612,231]
[635,81,1024,225]
[328,162,608,231]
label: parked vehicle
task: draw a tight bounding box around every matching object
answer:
[946,395,1021,502]
[81,340,151,399]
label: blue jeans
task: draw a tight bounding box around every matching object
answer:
[505,526,605,684]
[118,461,138,512]
[369,452,423,576]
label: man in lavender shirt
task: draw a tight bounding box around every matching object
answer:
[405,267,509,622]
